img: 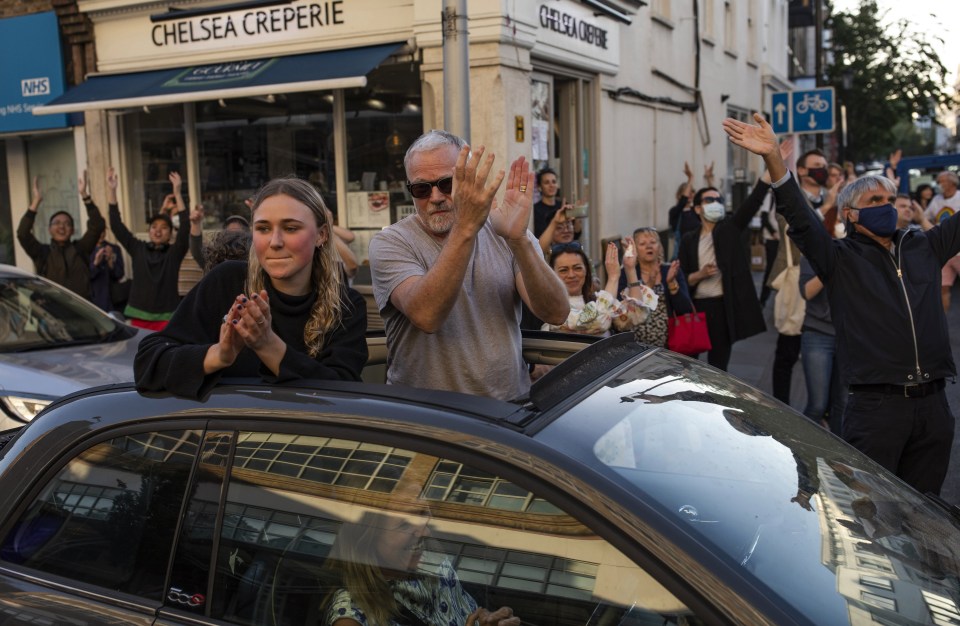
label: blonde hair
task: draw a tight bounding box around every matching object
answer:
[326,510,399,626]
[246,177,343,357]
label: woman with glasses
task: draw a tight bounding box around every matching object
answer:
[678,185,768,370]
[628,227,694,347]
[135,176,368,399]
[543,241,653,336]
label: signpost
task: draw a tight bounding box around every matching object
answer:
[769,87,835,135]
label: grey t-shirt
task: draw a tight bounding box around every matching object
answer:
[369,216,531,401]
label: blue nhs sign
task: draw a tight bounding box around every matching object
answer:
[769,87,835,135]
[0,12,68,132]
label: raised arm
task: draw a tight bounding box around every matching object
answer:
[189,204,206,268]
[493,157,569,324]
[722,113,836,278]
[538,206,567,255]
[16,176,45,262]
[387,145,504,333]
[105,167,137,251]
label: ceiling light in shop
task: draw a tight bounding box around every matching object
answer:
[403,102,420,113]
[366,98,386,110]
[322,94,335,104]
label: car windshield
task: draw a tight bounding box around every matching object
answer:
[0,276,118,353]
[539,350,960,625]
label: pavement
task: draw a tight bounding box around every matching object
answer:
[719,273,960,506]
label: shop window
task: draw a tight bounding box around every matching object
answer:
[342,61,423,264]
[192,429,704,626]
[0,429,202,600]
[195,91,337,229]
[701,0,715,40]
[122,106,189,233]
[723,1,736,52]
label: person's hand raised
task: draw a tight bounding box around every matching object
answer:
[666,259,679,284]
[169,171,182,194]
[189,204,204,225]
[452,144,504,234]
[604,241,621,278]
[491,155,533,243]
[621,237,637,269]
[106,167,118,190]
[722,113,779,157]
[683,161,694,181]
[78,170,88,198]
[30,176,43,211]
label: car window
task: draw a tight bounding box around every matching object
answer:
[165,429,706,626]
[0,276,119,351]
[0,429,202,600]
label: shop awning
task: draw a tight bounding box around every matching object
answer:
[33,42,403,116]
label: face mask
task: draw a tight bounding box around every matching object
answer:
[806,167,829,186]
[702,201,725,222]
[855,204,898,238]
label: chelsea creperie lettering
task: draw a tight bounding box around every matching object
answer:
[152,1,344,47]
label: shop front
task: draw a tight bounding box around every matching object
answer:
[36,0,423,266]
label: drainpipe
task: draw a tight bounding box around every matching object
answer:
[442,0,470,143]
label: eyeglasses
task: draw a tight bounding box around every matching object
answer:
[550,241,583,256]
[406,177,453,199]
[701,195,722,203]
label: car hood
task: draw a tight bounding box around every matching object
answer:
[0,329,148,398]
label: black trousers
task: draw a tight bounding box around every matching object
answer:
[694,296,731,371]
[772,333,802,404]
[842,386,955,496]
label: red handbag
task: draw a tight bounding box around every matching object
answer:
[667,307,712,355]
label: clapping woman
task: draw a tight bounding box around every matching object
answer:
[134,176,368,399]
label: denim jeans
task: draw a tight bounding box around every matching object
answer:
[801,329,835,422]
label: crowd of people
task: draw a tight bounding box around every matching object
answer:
[15,125,958,500]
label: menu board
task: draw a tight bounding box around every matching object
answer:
[346,191,391,228]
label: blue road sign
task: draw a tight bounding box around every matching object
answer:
[771,92,790,134]
[791,87,834,135]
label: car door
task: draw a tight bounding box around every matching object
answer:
[0,424,206,625]
[144,411,723,626]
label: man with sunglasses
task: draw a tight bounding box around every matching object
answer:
[368,130,568,401]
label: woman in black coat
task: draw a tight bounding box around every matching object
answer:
[678,183,768,370]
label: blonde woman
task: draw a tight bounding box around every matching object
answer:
[134,177,368,398]
[325,499,520,626]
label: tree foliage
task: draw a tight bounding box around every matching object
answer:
[825,0,955,161]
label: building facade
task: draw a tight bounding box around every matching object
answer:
[2,0,790,274]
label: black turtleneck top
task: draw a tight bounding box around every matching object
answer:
[134,260,368,398]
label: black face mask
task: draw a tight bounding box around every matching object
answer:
[806,167,829,186]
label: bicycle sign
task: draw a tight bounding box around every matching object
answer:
[770,87,835,135]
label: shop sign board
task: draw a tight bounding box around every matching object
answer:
[0,12,69,132]
[533,0,620,74]
[91,0,412,72]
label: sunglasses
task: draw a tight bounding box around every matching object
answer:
[406,177,453,199]
[550,241,583,256]
[701,195,723,203]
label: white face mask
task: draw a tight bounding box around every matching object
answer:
[702,201,725,222]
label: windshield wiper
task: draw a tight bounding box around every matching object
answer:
[4,337,102,353]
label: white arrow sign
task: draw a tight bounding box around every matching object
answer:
[775,102,787,126]
[808,114,816,129]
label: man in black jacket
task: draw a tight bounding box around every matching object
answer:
[724,113,959,496]
[16,174,105,299]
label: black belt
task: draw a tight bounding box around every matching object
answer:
[849,379,945,398]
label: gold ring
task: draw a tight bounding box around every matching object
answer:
[519,185,527,192]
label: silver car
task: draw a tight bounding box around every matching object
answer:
[0,264,148,429]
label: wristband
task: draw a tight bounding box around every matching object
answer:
[627,281,642,287]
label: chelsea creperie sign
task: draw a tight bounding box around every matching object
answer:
[534,1,619,74]
[151,1,343,48]
[89,0,410,72]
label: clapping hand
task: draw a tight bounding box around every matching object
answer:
[452,145,504,234]
[467,607,521,626]
[78,170,89,198]
[621,237,637,270]
[491,155,534,243]
[604,242,622,278]
[666,259,679,284]
[30,176,42,211]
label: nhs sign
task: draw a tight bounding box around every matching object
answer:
[0,12,67,132]
[21,77,51,97]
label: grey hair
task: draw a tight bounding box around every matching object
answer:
[403,130,467,178]
[837,175,897,210]
[937,171,959,187]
